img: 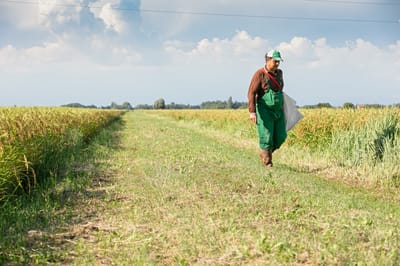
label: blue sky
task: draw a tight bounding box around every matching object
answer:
[0,0,399,107]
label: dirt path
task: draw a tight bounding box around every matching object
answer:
[60,111,400,265]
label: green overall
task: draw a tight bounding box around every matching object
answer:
[256,86,287,151]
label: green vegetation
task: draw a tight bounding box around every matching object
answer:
[134,97,247,110]
[62,101,134,110]
[153,98,166,109]
[329,111,400,186]
[1,109,400,264]
[0,118,124,264]
[158,108,400,188]
[0,107,123,201]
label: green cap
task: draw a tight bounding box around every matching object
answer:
[266,49,283,61]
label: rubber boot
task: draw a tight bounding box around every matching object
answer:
[259,149,273,167]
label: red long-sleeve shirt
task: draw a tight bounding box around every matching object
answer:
[247,67,284,113]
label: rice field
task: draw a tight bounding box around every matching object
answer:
[0,107,123,201]
[150,107,400,187]
[1,106,399,197]
[2,109,400,265]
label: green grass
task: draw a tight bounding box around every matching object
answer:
[2,111,400,265]
[329,112,400,187]
[0,108,123,201]
[0,119,124,264]
[62,112,400,264]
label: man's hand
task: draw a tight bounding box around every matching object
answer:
[249,112,257,124]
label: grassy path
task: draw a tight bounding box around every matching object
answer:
[65,111,400,265]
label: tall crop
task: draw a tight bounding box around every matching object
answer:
[148,109,256,139]
[150,107,400,187]
[0,107,123,201]
[330,109,400,186]
[285,108,386,149]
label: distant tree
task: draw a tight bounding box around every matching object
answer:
[342,102,355,109]
[61,103,98,108]
[62,103,85,108]
[365,104,385,109]
[165,102,196,109]
[110,102,119,109]
[104,101,134,110]
[135,104,153,109]
[168,102,176,109]
[226,96,233,109]
[154,98,166,109]
[200,98,247,109]
[122,102,133,110]
[200,100,226,109]
[316,102,333,108]
[232,101,247,109]
[302,102,334,109]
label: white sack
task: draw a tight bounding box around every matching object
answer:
[283,92,303,132]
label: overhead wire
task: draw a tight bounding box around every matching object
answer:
[304,0,400,6]
[1,0,399,24]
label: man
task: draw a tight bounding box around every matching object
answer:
[247,49,287,167]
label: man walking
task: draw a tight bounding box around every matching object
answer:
[247,50,287,167]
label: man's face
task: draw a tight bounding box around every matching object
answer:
[266,58,280,71]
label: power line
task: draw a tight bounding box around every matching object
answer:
[133,10,399,24]
[1,0,399,24]
[305,0,400,6]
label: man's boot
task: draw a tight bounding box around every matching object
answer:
[259,149,273,167]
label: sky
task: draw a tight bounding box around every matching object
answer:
[0,0,399,107]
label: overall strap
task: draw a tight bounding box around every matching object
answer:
[263,68,282,90]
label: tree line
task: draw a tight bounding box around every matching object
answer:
[62,102,133,110]
[62,99,400,110]
[137,97,248,110]
[62,97,248,110]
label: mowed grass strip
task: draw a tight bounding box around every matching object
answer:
[70,111,400,265]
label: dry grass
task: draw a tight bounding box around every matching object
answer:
[3,111,400,265]
[61,111,400,265]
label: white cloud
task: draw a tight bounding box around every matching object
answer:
[99,4,124,33]
[162,31,399,105]
[310,38,394,72]
[1,24,399,106]
[231,31,268,56]
[89,36,142,65]
[164,30,269,63]
[1,0,398,107]
[0,0,128,34]
[38,0,83,28]
[90,0,126,33]
[389,41,400,65]
[278,37,315,60]
[276,37,400,105]
[273,37,399,77]
[0,39,73,68]
[2,28,398,75]
[0,33,142,69]
[0,4,38,30]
